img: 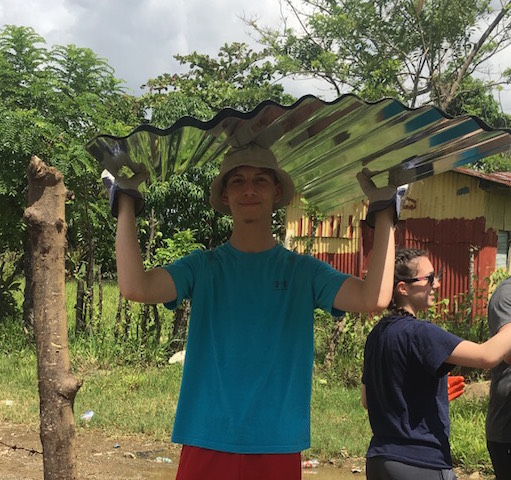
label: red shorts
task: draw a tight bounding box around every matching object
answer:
[175,445,302,480]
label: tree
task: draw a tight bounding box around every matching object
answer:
[445,75,511,171]
[0,26,51,254]
[248,0,511,110]
[246,0,511,172]
[0,25,143,327]
[24,157,82,479]
[143,42,295,113]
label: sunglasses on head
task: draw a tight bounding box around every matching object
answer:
[397,267,443,286]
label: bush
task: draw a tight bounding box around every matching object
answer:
[0,252,22,323]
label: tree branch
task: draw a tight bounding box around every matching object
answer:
[442,1,511,109]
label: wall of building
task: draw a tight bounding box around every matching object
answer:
[285,170,509,317]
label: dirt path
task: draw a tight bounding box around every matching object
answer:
[0,423,180,480]
[0,422,486,480]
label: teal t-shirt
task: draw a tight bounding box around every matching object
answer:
[164,242,349,453]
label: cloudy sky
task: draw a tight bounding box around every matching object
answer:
[0,0,325,98]
[1,0,510,114]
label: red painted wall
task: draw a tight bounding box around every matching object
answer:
[314,217,498,318]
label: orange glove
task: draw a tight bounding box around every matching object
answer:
[447,374,465,401]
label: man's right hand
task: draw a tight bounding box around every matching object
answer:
[101,169,148,218]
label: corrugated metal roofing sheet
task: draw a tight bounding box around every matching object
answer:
[455,167,511,187]
[85,94,511,213]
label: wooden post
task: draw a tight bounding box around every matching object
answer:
[24,156,82,480]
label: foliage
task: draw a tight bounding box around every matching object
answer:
[450,396,493,475]
[150,229,205,267]
[144,90,212,128]
[314,310,381,386]
[428,290,487,350]
[0,320,26,353]
[309,380,371,459]
[144,163,233,250]
[445,76,511,172]
[143,42,295,113]
[70,326,172,367]
[0,252,22,322]
[289,197,326,254]
[0,26,50,253]
[478,151,511,173]
[0,25,145,290]
[446,77,511,128]
[61,280,177,366]
[487,267,509,293]
[249,0,511,111]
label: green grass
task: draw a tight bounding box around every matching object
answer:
[0,349,181,439]
[0,350,40,424]
[450,396,493,476]
[0,279,496,477]
[0,347,492,477]
[73,364,182,439]
[0,350,370,456]
[309,377,370,459]
[64,280,176,367]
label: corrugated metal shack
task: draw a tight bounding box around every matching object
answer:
[286,168,511,318]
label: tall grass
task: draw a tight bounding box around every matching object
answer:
[310,378,371,459]
[450,396,492,476]
[64,280,176,367]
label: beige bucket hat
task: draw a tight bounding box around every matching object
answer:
[209,143,295,215]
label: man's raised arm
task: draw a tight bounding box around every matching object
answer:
[102,170,177,305]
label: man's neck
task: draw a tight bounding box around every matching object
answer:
[228,224,277,253]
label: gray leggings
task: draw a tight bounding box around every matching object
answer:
[366,457,457,480]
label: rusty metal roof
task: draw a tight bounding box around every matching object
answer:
[455,167,511,188]
[85,94,511,213]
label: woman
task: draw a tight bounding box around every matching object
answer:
[362,248,511,480]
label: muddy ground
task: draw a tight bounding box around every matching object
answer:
[0,422,486,480]
[0,422,181,480]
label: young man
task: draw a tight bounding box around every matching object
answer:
[103,142,397,480]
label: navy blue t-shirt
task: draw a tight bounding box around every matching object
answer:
[362,315,463,469]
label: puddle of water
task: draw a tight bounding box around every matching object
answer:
[145,461,477,480]
[147,463,362,480]
[303,464,363,479]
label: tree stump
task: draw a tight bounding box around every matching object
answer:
[24,156,82,480]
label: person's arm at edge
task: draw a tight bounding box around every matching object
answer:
[333,206,395,313]
[116,193,177,305]
[447,322,511,369]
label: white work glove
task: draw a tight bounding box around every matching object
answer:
[356,168,399,228]
[101,169,148,218]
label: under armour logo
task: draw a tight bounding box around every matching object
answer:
[274,280,288,290]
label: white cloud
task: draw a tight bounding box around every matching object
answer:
[0,0,76,45]
[0,0,510,116]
